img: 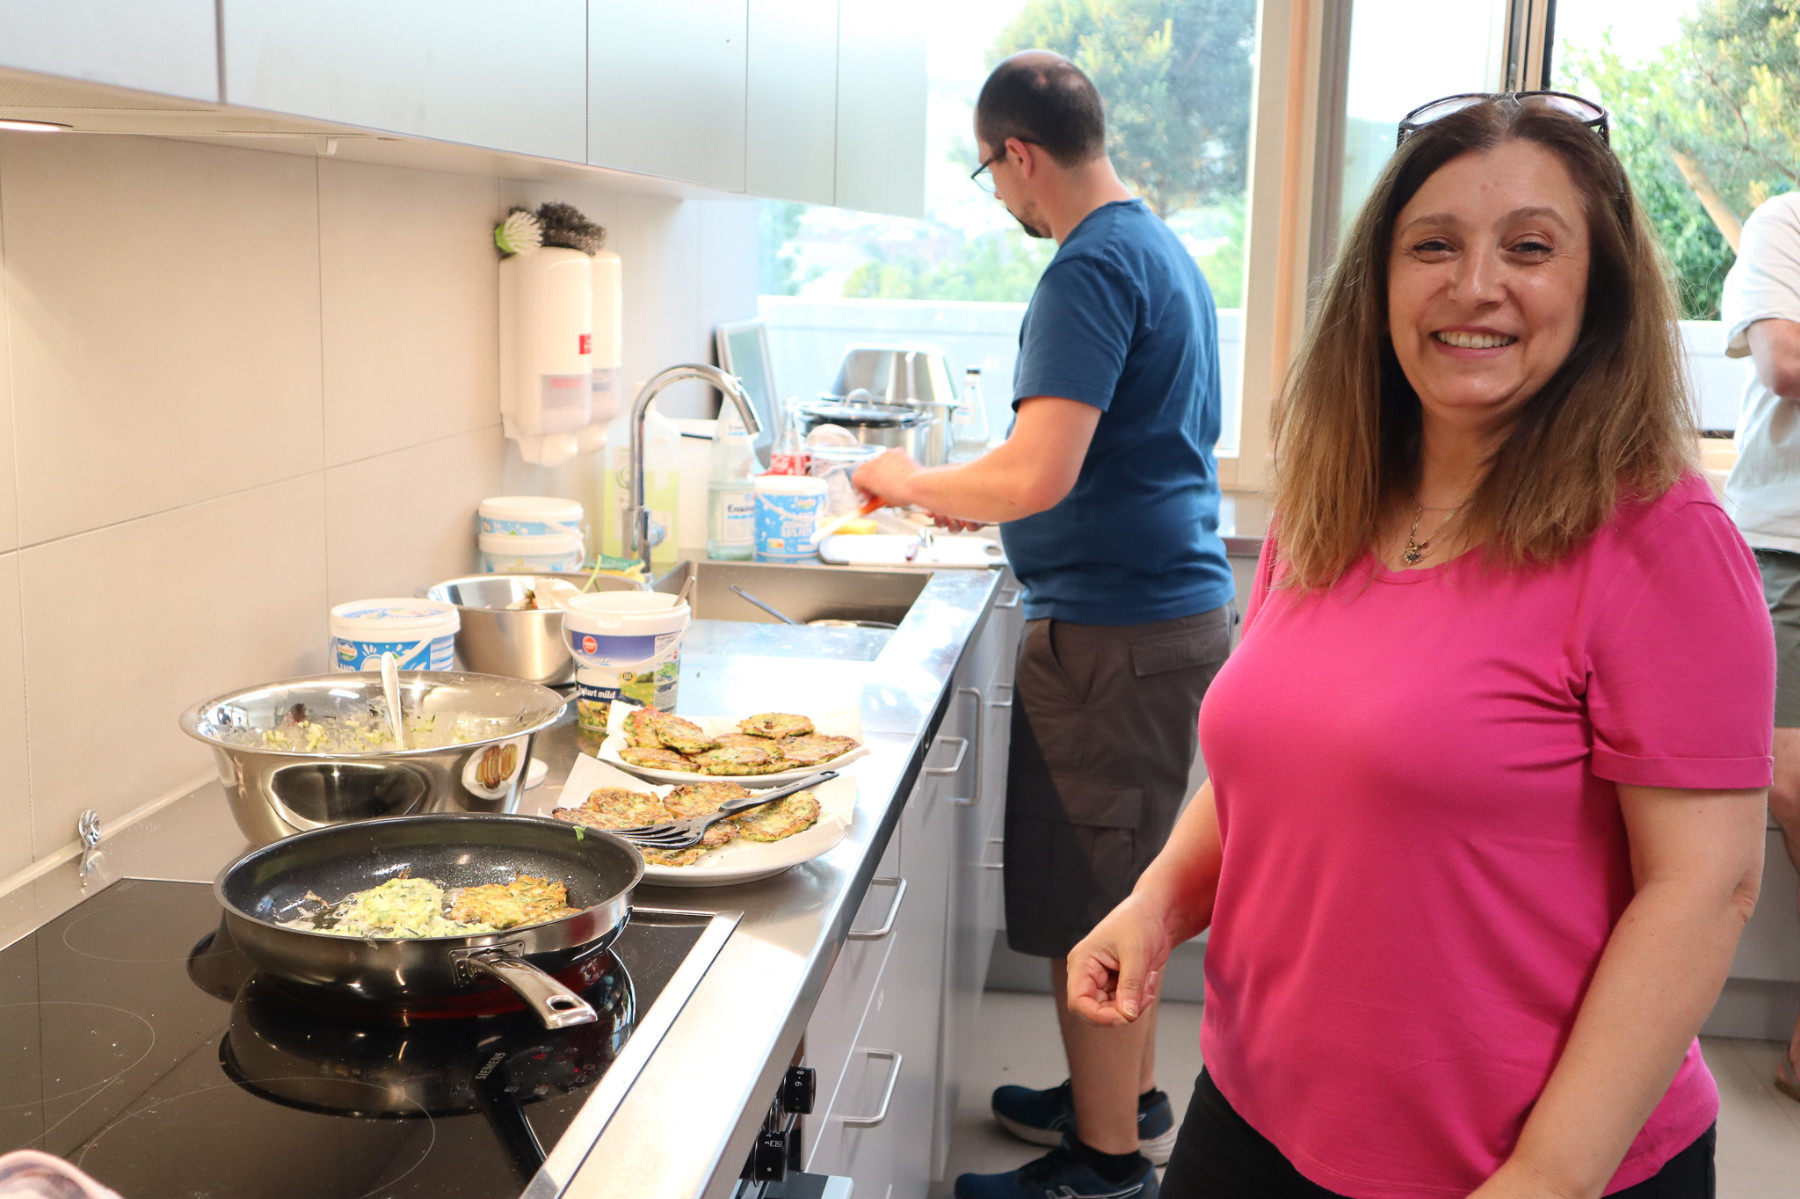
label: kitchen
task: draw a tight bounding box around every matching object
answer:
[2,3,1799,1199]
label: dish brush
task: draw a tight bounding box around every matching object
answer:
[536,201,607,256]
[494,207,543,256]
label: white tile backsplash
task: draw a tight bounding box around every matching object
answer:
[324,425,509,606]
[19,474,328,858]
[319,160,503,466]
[0,134,325,544]
[0,553,27,880]
[0,132,756,869]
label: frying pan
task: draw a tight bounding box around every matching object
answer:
[214,813,644,1029]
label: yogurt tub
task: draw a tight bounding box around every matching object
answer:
[478,531,585,574]
[478,495,585,538]
[754,474,828,562]
[563,591,690,730]
[329,599,460,673]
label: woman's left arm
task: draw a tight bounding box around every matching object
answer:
[1472,783,1767,1199]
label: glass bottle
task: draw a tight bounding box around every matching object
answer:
[707,408,759,560]
[949,368,992,463]
[769,398,812,476]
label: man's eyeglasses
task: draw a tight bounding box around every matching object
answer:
[970,140,1037,193]
[1395,91,1610,148]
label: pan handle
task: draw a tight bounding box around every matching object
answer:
[453,945,598,1029]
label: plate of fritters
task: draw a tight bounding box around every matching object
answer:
[596,703,869,786]
[547,754,856,886]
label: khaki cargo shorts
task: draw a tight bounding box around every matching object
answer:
[1003,604,1233,958]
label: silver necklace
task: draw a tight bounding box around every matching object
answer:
[1400,495,1465,566]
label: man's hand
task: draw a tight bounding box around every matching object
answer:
[852,448,923,510]
[930,514,988,533]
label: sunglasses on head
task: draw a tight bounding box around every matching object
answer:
[1395,91,1610,148]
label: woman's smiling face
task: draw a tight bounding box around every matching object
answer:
[1387,139,1591,442]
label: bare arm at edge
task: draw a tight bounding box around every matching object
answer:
[1747,317,1800,400]
[1470,782,1766,1199]
[849,396,1101,524]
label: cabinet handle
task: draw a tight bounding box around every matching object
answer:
[839,1049,904,1128]
[847,876,907,941]
[925,735,968,776]
[949,685,984,806]
[989,683,1014,709]
[995,587,1022,610]
[982,836,1005,871]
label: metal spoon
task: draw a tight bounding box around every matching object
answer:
[379,652,406,750]
[728,583,800,625]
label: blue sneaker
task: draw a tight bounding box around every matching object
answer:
[953,1139,1158,1199]
[991,1080,1178,1166]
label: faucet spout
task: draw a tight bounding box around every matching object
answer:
[626,364,764,580]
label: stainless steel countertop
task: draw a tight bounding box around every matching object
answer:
[0,563,1003,1199]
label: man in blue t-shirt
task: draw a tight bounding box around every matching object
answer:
[854,51,1234,1199]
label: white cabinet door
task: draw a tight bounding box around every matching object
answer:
[589,0,747,191]
[892,755,957,1193]
[834,0,926,217]
[746,0,837,205]
[0,0,218,100]
[222,1,587,162]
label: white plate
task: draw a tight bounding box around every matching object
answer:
[596,702,870,786]
[552,754,854,887]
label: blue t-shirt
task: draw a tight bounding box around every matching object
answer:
[1000,199,1234,626]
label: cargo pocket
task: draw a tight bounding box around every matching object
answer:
[1004,777,1145,953]
[1129,621,1230,679]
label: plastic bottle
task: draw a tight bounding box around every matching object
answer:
[769,398,812,476]
[949,367,992,463]
[707,408,760,560]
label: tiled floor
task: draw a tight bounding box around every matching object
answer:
[935,991,1800,1197]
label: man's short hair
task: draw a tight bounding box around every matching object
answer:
[975,53,1107,167]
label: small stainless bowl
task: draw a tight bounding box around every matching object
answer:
[422,573,645,686]
[180,671,568,845]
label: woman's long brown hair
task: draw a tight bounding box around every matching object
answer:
[1270,99,1694,589]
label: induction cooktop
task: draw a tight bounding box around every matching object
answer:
[0,878,731,1199]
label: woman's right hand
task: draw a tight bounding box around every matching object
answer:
[1067,892,1176,1026]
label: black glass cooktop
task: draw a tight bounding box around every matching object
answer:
[0,879,713,1198]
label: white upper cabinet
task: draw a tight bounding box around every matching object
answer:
[746,0,838,206]
[589,0,748,192]
[0,0,218,101]
[221,1,588,163]
[834,0,925,218]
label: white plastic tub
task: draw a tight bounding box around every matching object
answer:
[478,496,585,538]
[478,531,585,574]
[329,599,460,673]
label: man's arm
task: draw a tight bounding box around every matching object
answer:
[851,396,1101,524]
[1747,317,1800,400]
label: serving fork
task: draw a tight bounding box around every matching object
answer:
[615,771,838,850]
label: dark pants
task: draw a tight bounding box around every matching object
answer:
[1161,1070,1716,1199]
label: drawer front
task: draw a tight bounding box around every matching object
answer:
[807,976,903,1185]
[804,833,903,1123]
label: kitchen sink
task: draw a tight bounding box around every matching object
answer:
[653,559,929,627]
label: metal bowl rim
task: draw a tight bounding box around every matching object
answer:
[178,670,568,760]
[416,572,647,610]
[213,812,645,944]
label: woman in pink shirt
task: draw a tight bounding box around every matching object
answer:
[1067,94,1774,1199]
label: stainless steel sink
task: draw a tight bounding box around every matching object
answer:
[653,559,928,627]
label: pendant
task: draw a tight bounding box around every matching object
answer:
[1401,542,1424,566]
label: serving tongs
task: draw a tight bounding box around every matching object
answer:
[614,771,838,850]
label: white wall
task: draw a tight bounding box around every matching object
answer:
[0,132,758,878]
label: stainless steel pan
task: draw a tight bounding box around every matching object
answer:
[214,813,643,1029]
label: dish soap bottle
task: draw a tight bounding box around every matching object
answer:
[707,408,759,560]
[949,367,992,463]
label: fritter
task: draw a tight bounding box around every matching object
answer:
[716,732,785,756]
[570,787,669,829]
[619,746,694,771]
[693,744,781,775]
[663,781,751,818]
[739,712,814,739]
[639,845,703,868]
[646,712,717,756]
[449,875,578,929]
[732,790,822,842]
[622,707,662,749]
[777,733,858,766]
[701,821,738,848]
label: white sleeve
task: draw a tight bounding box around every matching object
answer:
[1721,193,1800,358]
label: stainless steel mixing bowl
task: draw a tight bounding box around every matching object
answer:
[422,573,645,686]
[180,671,568,845]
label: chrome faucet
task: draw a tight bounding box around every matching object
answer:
[625,364,764,580]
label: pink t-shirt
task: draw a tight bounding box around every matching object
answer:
[1197,474,1774,1198]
